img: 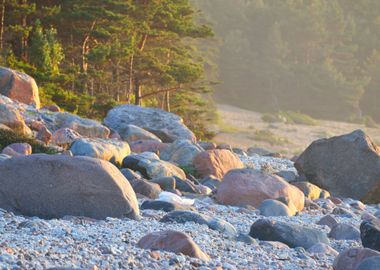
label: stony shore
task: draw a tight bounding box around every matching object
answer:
[1,196,376,270]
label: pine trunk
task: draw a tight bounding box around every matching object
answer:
[21,0,28,61]
[134,80,141,106]
[0,0,5,50]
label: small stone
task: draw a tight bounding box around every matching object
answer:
[317,215,339,229]
[307,243,338,256]
[137,230,209,260]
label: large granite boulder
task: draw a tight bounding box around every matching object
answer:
[249,219,329,249]
[0,104,31,135]
[55,113,110,138]
[51,128,82,146]
[160,139,203,167]
[295,130,380,203]
[291,181,329,200]
[0,67,40,108]
[0,154,139,219]
[2,143,32,157]
[116,124,161,142]
[216,169,304,211]
[70,138,130,166]
[193,149,244,178]
[104,105,196,142]
[129,140,168,154]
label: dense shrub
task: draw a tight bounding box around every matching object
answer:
[0,129,59,154]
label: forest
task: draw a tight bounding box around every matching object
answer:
[2,0,380,138]
[0,0,217,138]
[195,0,380,123]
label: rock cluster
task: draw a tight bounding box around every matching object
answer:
[0,67,380,269]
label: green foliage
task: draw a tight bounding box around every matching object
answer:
[0,129,59,154]
[171,91,217,140]
[279,111,319,126]
[194,0,380,123]
[261,113,283,124]
[179,165,200,178]
[1,0,216,136]
[363,115,378,128]
[252,129,291,146]
[262,111,318,126]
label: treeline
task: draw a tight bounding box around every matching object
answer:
[0,0,217,138]
[195,0,380,123]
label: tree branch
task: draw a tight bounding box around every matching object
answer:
[139,85,182,99]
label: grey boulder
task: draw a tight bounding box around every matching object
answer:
[258,199,292,217]
[0,154,139,219]
[295,130,380,203]
[160,139,203,167]
[116,124,161,143]
[104,105,196,142]
[249,219,329,249]
[70,138,130,166]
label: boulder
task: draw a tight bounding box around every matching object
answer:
[0,153,10,161]
[174,177,198,193]
[104,105,196,142]
[0,123,11,131]
[2,143,32,157]
[70,138,130,166]
[360,219,380,251]
[160,139,203,167]
[121,168,142,182]
[150,177,176,191]
[258,199,292,217]
[291,181,328,200]
[198,141,216,151]
[137,230,209,260]
[51,128,81,146]
[36,126,52,144]
[157,191,194,208]
[0,67,40,108]
[200,175,221,191]
[116,124,161,142]
[0,154,139,219]
[249,219,329,249]
[41,104,60,112]
[328,223,360,240]
[141,200,191,212]
[131,179,162,199]
[129,140,168,154]
[122,153,186,179]
[0,104,31,135]
[295,130,380,203]
[333,248,380,270]
[193,149,244,178]
[217,144,232,151]
[375,209,380,219]
[356,256,380,270]
[317,215,339,229]
[55,112,110,138]
[216,169,304,211]
[275,170,297,182]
